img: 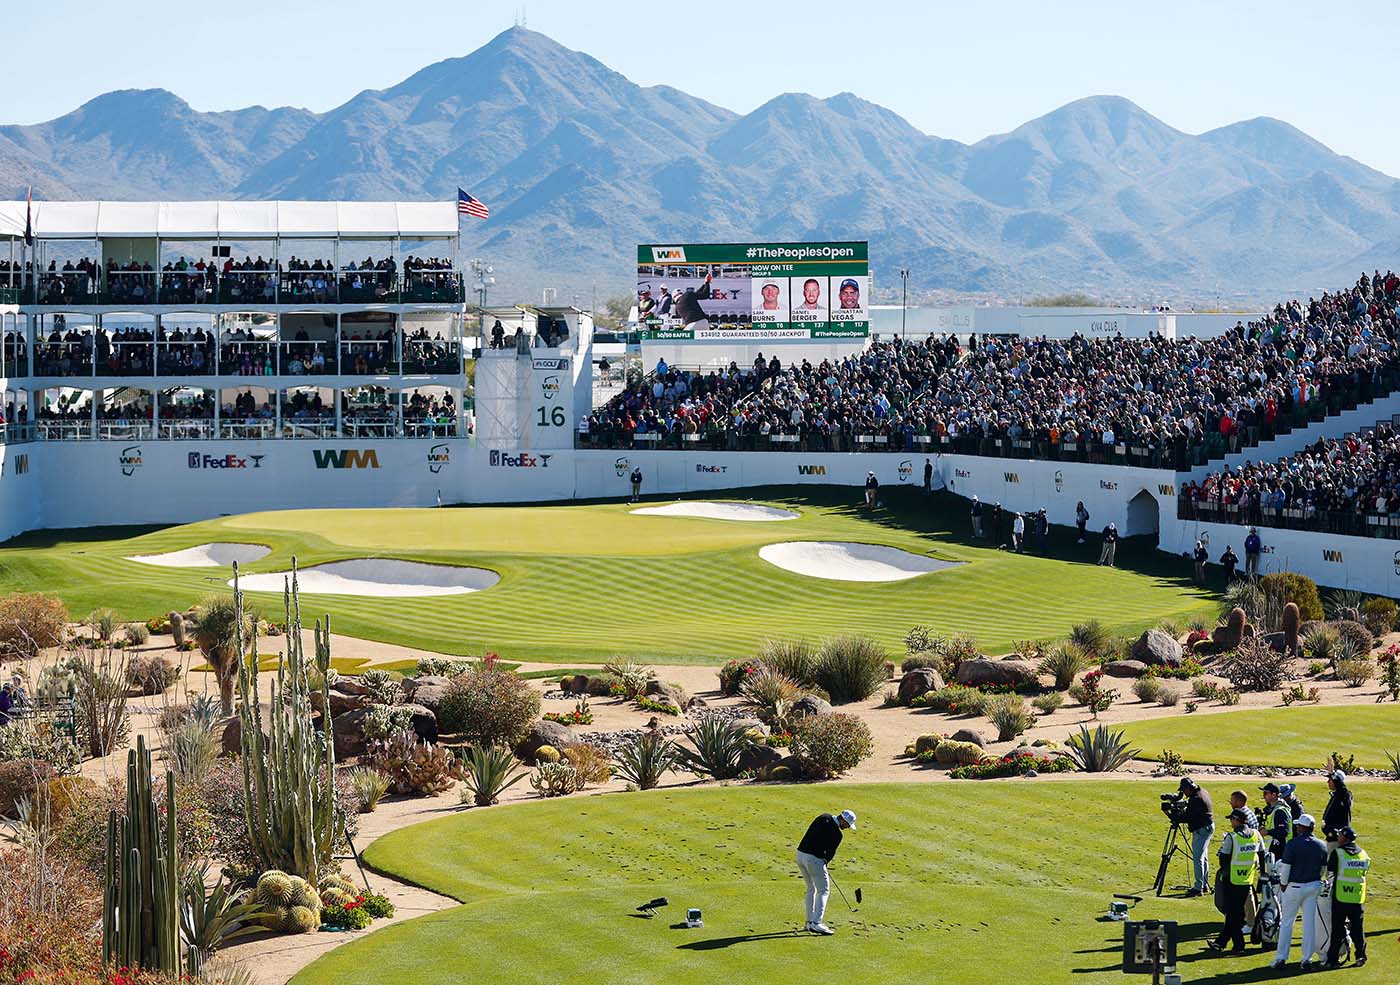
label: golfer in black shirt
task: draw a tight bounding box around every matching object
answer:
[795,809,856,935]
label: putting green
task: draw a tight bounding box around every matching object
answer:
[292,782,1400,985]
[0,487,1213,663]
[1125,705,1400,770]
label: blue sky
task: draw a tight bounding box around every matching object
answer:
[4,1,1397,175]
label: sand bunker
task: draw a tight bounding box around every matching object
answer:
[632,501,799,522]
[758,542,960,582]
[128,543,271,568]
[233,559,499,597]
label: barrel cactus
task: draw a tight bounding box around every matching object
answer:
[914,734,942,755]
[535,744,561,764]
[252,871,321,934]
[255,871,295,907]
[279,906,320,935]
[934,739,984,766]
[1282,602,1300,652]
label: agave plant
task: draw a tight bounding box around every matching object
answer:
[740,666,803,731]
[459,743,528,807]
[180,862,271,968]
[602,659,655,700]
[677,717,754,780]
[611,731,679,790]
[1066,724,1139,773]
[1325,589,1366,623]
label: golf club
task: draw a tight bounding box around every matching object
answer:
[830,873,861,912]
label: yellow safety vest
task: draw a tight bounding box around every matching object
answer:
[1334,847,1369,904]
[1228,830,1264,886]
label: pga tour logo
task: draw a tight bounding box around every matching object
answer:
[490,450,552,468]
[897,460,913,482]
[188,452,263,470]
[427,444,450,474]
[119,445,143,476]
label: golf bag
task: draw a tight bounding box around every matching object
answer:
[1315,879,1348,964]
[1250,860,1280,946]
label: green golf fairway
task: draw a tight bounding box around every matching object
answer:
[0,487,1213,663]
[1125,705,1400,770]
[293,782,1400,985]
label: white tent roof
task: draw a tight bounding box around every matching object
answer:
[0,201,459,239]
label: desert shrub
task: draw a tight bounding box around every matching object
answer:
[611,732,679,790]
[919,683,986,716]
[530,762,580,798]
[1155,618,1183,639]
[758,638,816,683]
[170,717,217,783]
[1218,686,1241,706]
[125,653,181,695]
[901,654,944,674]
[1067,670,1118,717]
[416,656,469,677]
[1031,691,1064,714]
[913,733,944,755]
[1219,636,1296,692]
[718,658,762,696]
[1332,619,1374,655]
[1191,677,1221,699]
[1066,724,1139,772]
[66,648,131,759]
[1156,686,1181,707]
[602,659,655,700]
[1336,658,1375,688]
[1360,596,1398,635]
[1038,643,1090,690]
[0,592,68,657]
[1381,648,1400,702]
[983,693,1034,741]
[348,766,390,812]
[791,712,874,779]
[458,744,528,807]
[1069,620,1112,657]
[741,666,804,729]
[0,719,79,774]
[437,666,541,746]
[85,608,120,643]
[677,717,754,780]
[904,624,941,656]
[1259,571,1324,622]
[1158,749,1187,776]
[0,758,56,815]
[359,668,404,705]
[368,730,464,796]
[123,622,150,647]
[810,635,887,704]
[561,743,612,788]
[1132,677,1164,704]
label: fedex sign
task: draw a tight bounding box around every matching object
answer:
[188,452,264,470]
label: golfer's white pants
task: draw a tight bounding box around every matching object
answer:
[796,850,829,924]
[1275,881,1322,964]
[683,318,711,333]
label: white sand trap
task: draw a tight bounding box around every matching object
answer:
[759,541,960,582]
[128,543,271,568]
[632,501,799,522]
[232,559,498,597]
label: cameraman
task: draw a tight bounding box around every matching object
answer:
[1262,783,1292,860]
[1178,778,1215,896]
[1208,808,1263,953]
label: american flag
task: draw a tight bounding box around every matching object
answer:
[458,187,489,220]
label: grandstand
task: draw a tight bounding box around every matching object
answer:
[0,203,1397,594]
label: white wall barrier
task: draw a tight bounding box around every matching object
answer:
[0,442,40,542]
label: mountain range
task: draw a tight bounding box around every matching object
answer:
[1,26,1396,305]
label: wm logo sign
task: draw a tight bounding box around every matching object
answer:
[1003,472,1020,483]
[1158,484,1175,496]
[313,449,380,470]
[1322,549,1344,563]
[797,464,827,476]
[650,246,686,262]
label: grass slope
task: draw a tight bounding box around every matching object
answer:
[293,782,1400,985]
[1125,705,1400,770]
[0,487,1213,664]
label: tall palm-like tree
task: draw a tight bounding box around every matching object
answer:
[193,595,252,714]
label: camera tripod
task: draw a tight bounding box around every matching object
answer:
[1153,819,1194,897]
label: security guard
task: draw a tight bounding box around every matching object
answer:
[1324,826,1369,968]
[1261,783,1292,860]
[1209,807,1263,953]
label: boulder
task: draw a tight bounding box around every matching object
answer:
[1009,745,1063,763]
[737,743,783,775]
[791,694,833,719]
[331,709,371,758]
[515,719,580,763]
[1101,659,1149,678]
[898,668,945,705]
[218,715,265,756]
[559,674,590,696]
[645,680,690,711]
[689,695,708,709]
[954,658,1039,688]
[401,675,451,700]
[327,686,371,717]
[400,703,438,744]
[949,727,986,748]
[1131,629,1184,667]
[406,682,452,714]
[584,676,617,697]
[757,754,803,781]
[730,717,769,736]
[335,676,371,696]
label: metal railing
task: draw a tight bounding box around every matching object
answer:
[159,419,215,440]
[1178,494,1400,541]
[36,420,92,440]
[95,420,153,440]
[23,270,462,305]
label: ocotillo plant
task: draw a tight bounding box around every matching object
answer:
[103,734,182,974]
[236,560,338,885]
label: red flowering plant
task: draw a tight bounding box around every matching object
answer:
[718,659,762,696]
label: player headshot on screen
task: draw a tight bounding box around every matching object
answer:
[838,278,861,309]
[801,278,822,309]
[760,283,781,310]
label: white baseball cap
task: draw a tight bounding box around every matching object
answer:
[1296,813,1316,829]
[838,809,857,830]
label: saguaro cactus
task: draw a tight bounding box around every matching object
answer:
[103,735,182,974]
[237,560,338,885]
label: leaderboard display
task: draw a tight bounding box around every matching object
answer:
[636,242,869,340]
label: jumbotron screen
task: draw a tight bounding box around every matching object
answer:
[636,242,869,340]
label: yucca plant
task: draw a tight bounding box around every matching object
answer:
[740,666,803,730]
[1303,625,1340,665]
[194,594,254,715]
[348,766,391,812]
[1066,724,1139,772]
[611,732,679,790]
[1038,643,1090,690]
[88,607,120,643]
[179,862,269,969]
[757,638,815,684]
[1384,749,1400,781]
[810,635,888,704]
[171,718,217,784]
[1068,620,1112,658]
[459,744,528,807]
[677,717,754,780]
